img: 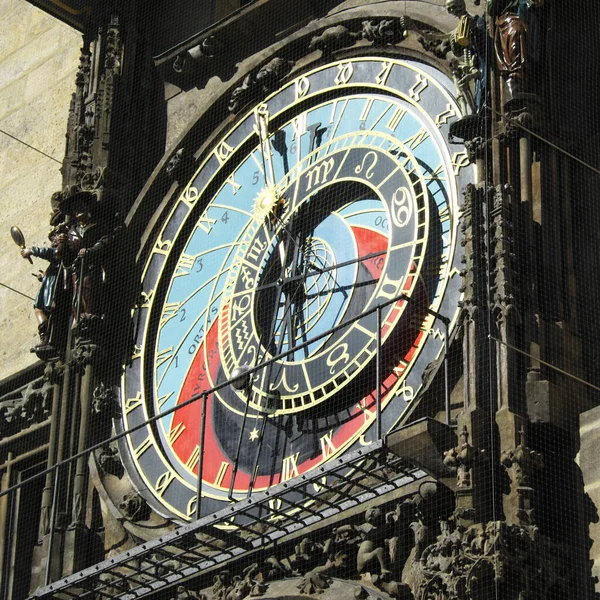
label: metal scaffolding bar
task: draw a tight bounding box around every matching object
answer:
[30,441,424,600]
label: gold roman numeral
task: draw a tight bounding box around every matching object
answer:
[404,128,430,150]
[185,445,201,471]
[134,436,153,458]
[320,431,336,459]
[281,453,300,481]
[214,461,230,487]
[168,422,186,445]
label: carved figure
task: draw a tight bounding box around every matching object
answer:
[20,225,69,350]
[445,0,492,116]
[356,508,396,576]
[308,25,358,54]
[361,19,406,46]
[488,0,544,103]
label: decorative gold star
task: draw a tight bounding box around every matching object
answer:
[249,428,260,442]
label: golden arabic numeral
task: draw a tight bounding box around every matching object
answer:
[215,141,234,164]
[155,471,175,497]
[181,186,200,208]
[153,237,172,256]
[334,62,354,85]
[320,430,336,460]
[295,76,310,99]
[187,495,198,518]
[399,384,415,403]
[312,475,328,493]
[281,453,300,481]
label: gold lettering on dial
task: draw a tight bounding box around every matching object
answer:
[386,107,406,132]
[320,430,337,459]
[156,346,174,369]
[185,445,201,471]
[215,141,234,164]
[409,73,428,102]
[134,436,153,459]
[155,471,175,497]
[404,128,430,151]
[214,461,230,487]
[327,343,350,375]
[334,62,354,85]
[187,495,198,518]
[181,186,200,208]
[174,254,196,278]
[270,369,300,393]
[295,77,310,99]
[125,392,142,414]
[391,187,412,228]
[281,453,300,481]
[197,214,218,234]
[157,391,174,409]
[435,103,457,126]
[160,301,183,329]
[168,422,186,445]
[306,158,335,191]
[375,61,393,86]
[354,151,378,180]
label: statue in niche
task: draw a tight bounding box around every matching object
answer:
[488,0,544,107]
[20,225,67,350]
[61,189,123,328]
[445,0,494,143]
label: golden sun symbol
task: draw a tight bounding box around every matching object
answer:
[253,186,285,224]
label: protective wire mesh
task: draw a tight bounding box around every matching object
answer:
[1,1,600,600]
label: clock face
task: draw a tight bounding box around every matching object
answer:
[120,57,471,521]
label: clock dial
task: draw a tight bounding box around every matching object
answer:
[120,57,471,520]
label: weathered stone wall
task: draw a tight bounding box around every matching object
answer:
[0,0,80,380]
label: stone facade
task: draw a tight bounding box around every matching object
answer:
[0,0,80,379]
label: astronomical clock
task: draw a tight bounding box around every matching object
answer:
[118,55,471,522]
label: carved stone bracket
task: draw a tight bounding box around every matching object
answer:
[97,445,124,478]
[92,382,120,418]
[119,491,151,522]
[443,426,484,490]
[72,341,100,373]
[501,427,543,526]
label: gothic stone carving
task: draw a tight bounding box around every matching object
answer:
[229,57,293,114]
[119,492,151,522]
[0,377,53,438]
